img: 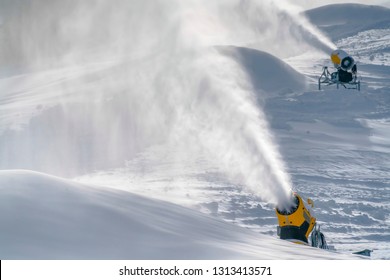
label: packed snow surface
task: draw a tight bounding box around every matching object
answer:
[0,2,389,259]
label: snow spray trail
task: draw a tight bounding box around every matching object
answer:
[0,0,334,206]
[275,0,336,54]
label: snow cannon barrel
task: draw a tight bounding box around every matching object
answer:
[275,193,316,244]
[331,49,354,71]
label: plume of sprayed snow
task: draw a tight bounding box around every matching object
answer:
[0,0,335,206]
[275,0,336,53]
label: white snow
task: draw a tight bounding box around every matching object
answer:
[0,170,360,260]
[305,3,390,41]
[0,1,389,260]
[219,47,308,95]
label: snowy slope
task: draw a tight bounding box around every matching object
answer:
[305,4,390,41]
[0,1,389,260]
[274,4,390,259]
[218,47,307,95]
[75,43,390,259]
[0,170,360,260]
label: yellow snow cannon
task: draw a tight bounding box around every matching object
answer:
[275,193,316,245]
[319,49,360,90]
[331,49,354,71]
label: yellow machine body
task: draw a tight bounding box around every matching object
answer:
[275,193,316,244]
[331,49,347,66]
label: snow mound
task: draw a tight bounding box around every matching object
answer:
[219,47,307,96]
[305,4,390,41]
[0,170,360,260]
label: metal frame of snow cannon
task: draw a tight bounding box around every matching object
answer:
[310,224,329,250]
[318,66,360,91]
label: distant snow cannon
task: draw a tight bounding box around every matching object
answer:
[275,193,316,245]
[331,49,355,71]
[319,49,360,91]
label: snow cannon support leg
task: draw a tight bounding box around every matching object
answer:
[275,193,316,244]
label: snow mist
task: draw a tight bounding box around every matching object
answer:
[0,0,334,206]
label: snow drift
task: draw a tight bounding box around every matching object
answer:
[221,47,307,95]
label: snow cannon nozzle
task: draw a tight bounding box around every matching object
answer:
[275,192,299,215]
[275,192,316,245]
